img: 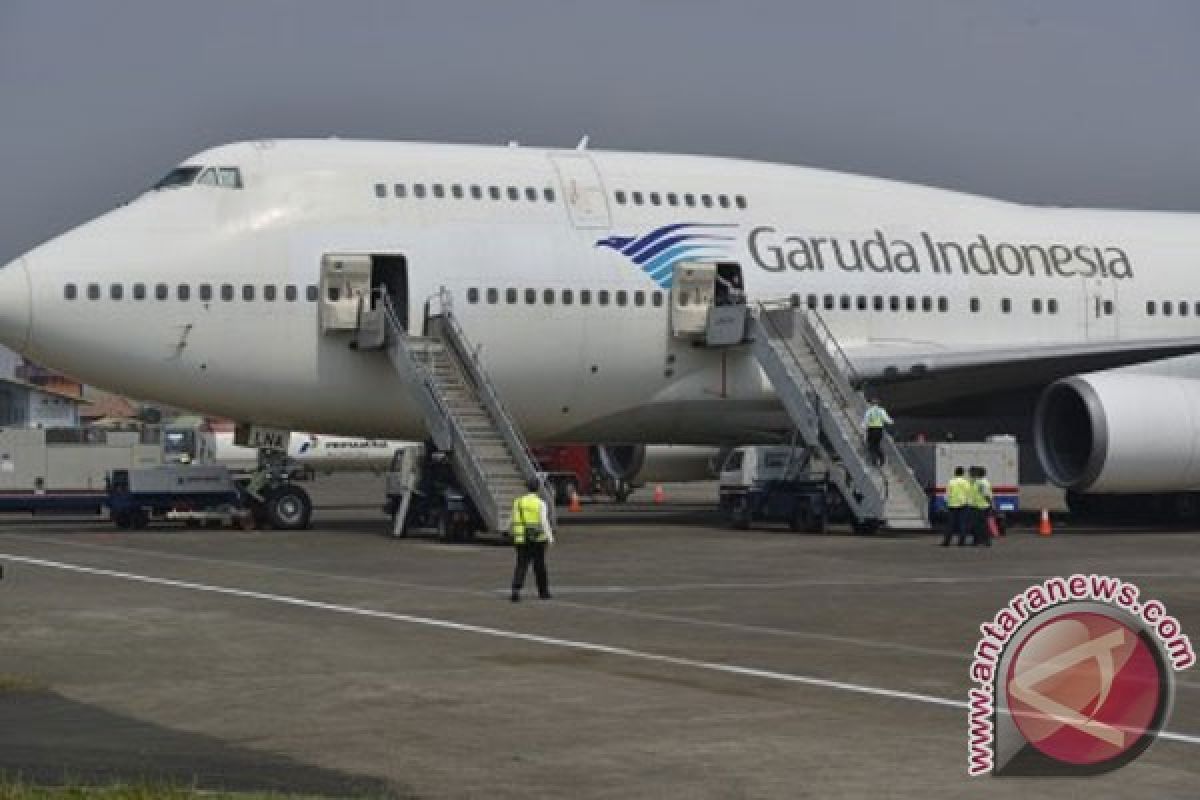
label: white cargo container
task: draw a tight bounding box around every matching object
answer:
[0,427,162,512]
[898,437,1020,514]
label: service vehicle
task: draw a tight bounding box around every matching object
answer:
[383,444,482,540]
[106,464,247,529]
[897,437,1020,516]
[719,445,838,533]
[0,426,162,514]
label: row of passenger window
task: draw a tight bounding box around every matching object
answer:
[64,283,320,303]
[372,180,749,212]
[1146,300,1200,317]
[795,293,1070,315]
[375,182,556,203]
[466,287,665,308]
[613,189,747,210]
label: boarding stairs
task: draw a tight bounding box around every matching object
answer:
[367,291,541,533]
[748,301,930,530]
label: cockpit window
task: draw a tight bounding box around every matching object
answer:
[217,168,242,188]
[153,165,243,191]
[152,166,202,190]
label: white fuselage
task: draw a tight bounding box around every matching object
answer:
[4,140,1200,445]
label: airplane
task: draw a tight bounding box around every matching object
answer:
[2,138,1200,527]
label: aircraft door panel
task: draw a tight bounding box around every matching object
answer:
[319,254,372,333]
[670,262,716,336]
[549,154,610,229]
[1085,276,1118,340]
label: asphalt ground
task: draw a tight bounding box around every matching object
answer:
[0,478,1197,799]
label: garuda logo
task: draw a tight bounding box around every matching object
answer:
[596,222,737,288]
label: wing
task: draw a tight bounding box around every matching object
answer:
[846,337,1200,414]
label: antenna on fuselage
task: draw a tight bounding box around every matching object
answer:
[576,135,590,151]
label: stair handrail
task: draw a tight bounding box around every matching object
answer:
[377,291,497,527]
[754,302,869,460]
[427,307,540,489]
[758,298,927,522]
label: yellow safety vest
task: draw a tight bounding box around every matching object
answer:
[865,406,889,428]
[971,478,993,510]
[946,476,970,509]
[510,492,546,543]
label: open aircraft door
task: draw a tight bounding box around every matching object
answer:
[549,154,610,229]
[320,253,409,334]
[1084,275,1118,341]
[670,262,716,337]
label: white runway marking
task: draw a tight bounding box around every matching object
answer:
[3,552,1199,746]
[3,534,1199,674]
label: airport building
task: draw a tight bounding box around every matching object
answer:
[0,375,84,428]
[0,347,85,428]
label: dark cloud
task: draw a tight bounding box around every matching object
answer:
[2,0,1198,262]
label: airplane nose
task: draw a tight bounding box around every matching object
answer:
[0,256,32,352]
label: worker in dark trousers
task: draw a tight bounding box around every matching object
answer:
[510,477,554,602]
[942,466,970,546]
[972,466,994,547]
[862,397,894,466]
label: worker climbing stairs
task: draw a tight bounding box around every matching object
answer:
[747,301,930,531]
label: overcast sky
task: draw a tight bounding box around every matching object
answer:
[2,0,1198,263]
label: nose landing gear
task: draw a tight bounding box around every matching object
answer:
[242,447,313,530]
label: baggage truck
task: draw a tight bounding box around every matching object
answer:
[897,437,1020,515]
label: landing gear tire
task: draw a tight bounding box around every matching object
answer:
[113,511,132,530]
[265,484,312,530]
[613,482,631,504]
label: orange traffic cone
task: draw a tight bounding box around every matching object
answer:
[568,488,582,513]
[653,484,666,504]
[1037,509,1053,537]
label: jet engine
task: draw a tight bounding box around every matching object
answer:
[594,445,724,485]
[1035,372,1200,493]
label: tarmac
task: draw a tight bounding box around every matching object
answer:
[0,476,1197,799]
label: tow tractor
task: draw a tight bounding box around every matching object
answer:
[107,464,251,529]
[105,424,315,531]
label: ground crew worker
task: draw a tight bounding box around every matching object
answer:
[966,466,993,547]
[510,477,554,602]
[941,466,970,546]
[862,398,893,466]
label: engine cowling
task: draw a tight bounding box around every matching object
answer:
[594,445,723,485]
[1035,372,1200,493]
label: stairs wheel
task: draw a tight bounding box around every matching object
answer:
[852,519,880,536]
[730,497,752,530]
[437,513,474,543]
[790,506,823,534]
